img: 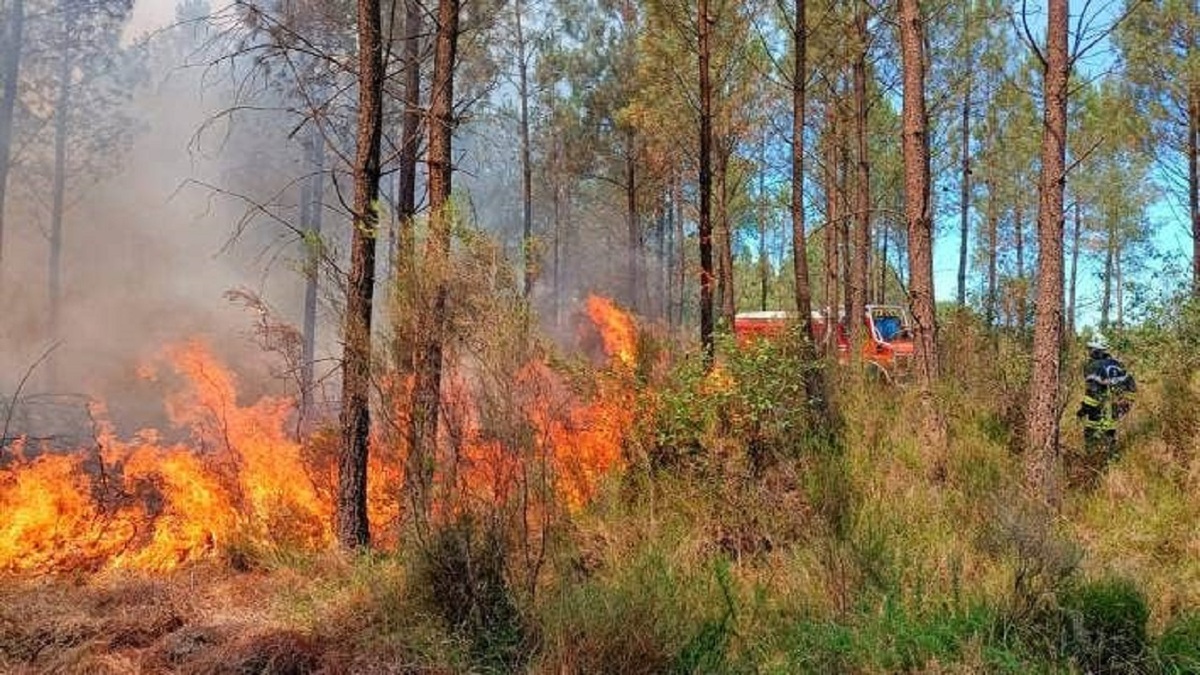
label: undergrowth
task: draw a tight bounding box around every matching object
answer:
[4,299,1200,673]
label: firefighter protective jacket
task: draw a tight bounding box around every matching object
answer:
[1078,352,1137,432]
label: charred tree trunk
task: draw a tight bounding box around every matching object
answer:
[698,0,715,362]
[899,0,938,388]
[791,0,813,339]
[394,0,423,371]
[1025,0,1069,506]
[0,0,24,273]
[337,0,385,549]
[410,0,460,531]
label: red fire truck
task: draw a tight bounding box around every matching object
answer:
[733,305,915,382]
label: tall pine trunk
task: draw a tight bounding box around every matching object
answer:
[716,148,735,322]
[899,0,938,389]
[1014,200,1026,330]
[823,95,839,333]
[957,52,972,306]
[337,0,385,549]
[410,0,460,531]
[1101,215,1114,330]
[626,130,639,310]
[1190,85,1199,295]
[47,1,74,389]
[394,0,422,373]
[0,0,23,274]
[850,2,870,360]
[516,0,534,298]
[791,0,813,338]
[1067,199,1080,336]
[985,182,998,326]
[698,0,715,362]
[1024,0,1069,506]
[300,129,325,427]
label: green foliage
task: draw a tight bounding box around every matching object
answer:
[718,329,824,472]
[411,516,530,673]
[646,327,825,474]
[1060,576,1151,674]
[1155,611,1200,674]
[772,602,996,673]
[537,547,738,674]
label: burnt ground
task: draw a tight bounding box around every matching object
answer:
[0,562,443,675]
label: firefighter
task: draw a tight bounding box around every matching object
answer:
[1075,333,1136,458]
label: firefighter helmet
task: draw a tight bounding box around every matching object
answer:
[1087,333,1108,352]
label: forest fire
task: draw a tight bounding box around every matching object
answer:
[0,297,638,574]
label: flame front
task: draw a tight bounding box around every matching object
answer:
[0,298,639,573]
[0,341,330,572]
[586,295,637,368]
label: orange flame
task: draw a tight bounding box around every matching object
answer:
[0,297,639,573]
[0,341,334,572]
[586,295,637,368]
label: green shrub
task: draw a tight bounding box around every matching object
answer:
[1156,612,1200,674]
[1060,576,1150,674]
[774,603,994,673]
[720,329,823,473]
[412,516,528,673]
[538,549,739,674]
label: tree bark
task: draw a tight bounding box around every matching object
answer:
[957,47,972,307]
[394,0,423,374]
[850,2,870,361]
[1014,199,1026,330]
[716,148,735,322]
[698,0,715,362]
[516,0,534,298]
[823,95,840,333]
[300,129,325,426]
[410,0,460,531]
[759,137,769,312]
[0,0,24,274]
[674,178,686,330]
[626,129,639,310]
[552,134,563,327]
[1190,85,1199,295]
[985,182,998,326]
[47,0,74,389]
[1067,198,1080,337]
[1024,0,1069,506]
[899,0,938,388]
[1101,214,1114,330]
[337,0,385,549]
[792,0,812,338]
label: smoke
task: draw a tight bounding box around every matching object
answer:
[0,11,321,437]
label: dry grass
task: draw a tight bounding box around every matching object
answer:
[0,560,384,674]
